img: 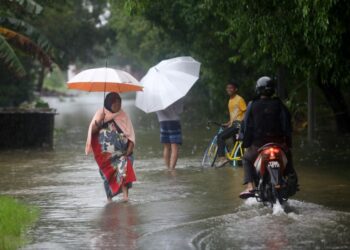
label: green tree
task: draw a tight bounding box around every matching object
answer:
[0,0,114,106]
[110,0,245,111]
[0,0,55,106]
[109,1,182,73]
[122,0,350,133]
[216,0,350,133]
[0,0,54,77]
[33,0,113,70]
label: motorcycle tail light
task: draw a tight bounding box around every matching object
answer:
[268,147,279,159]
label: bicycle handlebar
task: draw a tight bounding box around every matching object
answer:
[207,121,224,129]
[207,121,224,127]
[207,120,242,129]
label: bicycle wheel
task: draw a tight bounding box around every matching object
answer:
[201,138,218,168]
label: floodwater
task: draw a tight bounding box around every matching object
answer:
[0,93,349,250]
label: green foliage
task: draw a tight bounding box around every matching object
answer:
[0,34,26,76]
[120,0,350,85]
[0,0,43,16]
[116,0,350,131]
[110,0,242,112]
[109,1,182,71]
[0,0,112,107]
[220,0,349,84]
[0,17,54,63]
[0,60,35,107]
[43,64,66,92]
[0,0,56,107]
[0,0,54,76]
[12,0,43,14]
[0,196,39,250]
[34,99,49,108]
[33,0,113,69]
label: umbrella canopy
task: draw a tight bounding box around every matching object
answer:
[67,67,142,93]
[135,56,200,113]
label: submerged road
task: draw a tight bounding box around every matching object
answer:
[0,94,349,249]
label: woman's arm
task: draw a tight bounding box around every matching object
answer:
[125,141,134,156]
[91,112,105,134]
[91,120,102,134]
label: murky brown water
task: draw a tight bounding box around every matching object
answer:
[0,94,349,250]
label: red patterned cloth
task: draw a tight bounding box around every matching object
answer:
[91,134,136,197]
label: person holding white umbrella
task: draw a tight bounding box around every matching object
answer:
[156,98,184,169]
[136,56,201,169]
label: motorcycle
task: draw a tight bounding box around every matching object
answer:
[253,143,298,206]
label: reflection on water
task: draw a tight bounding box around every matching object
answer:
[0,93,349,249]
[92,202,138,250]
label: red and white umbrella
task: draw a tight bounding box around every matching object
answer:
[67,67,142,93]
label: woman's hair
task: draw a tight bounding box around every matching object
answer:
[104,92,121,112]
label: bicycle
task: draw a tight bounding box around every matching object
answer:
[201,121,244,168]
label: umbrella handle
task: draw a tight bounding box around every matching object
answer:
[102,59,107,110]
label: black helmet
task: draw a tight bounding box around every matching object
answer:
[256,76,275,97]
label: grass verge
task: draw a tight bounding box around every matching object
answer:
[0,196,39,250]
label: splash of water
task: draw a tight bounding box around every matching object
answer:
[272,200,285,215]
[244,197,259,206]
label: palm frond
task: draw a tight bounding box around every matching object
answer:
[0,34,26,77]
[0,27,52,68]
[0,17,55,55]
[6,0,43,15]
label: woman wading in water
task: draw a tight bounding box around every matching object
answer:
[86,92,136,202]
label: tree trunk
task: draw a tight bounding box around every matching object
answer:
[317,77,350,134]
[307,83,315,142]
[37,66,45,93]
[276,66,288,100]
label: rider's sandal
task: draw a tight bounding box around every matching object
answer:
[239,190,255,199]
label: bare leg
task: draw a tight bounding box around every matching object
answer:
[163,143,171,168]
[170,143,179,169]
[122,185,128,202]
[246,182,254,191]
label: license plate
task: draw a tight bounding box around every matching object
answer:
[268,161,280,169]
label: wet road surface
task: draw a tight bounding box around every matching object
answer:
[0,94,349,250]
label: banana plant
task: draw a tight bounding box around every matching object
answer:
[0,0,54,77]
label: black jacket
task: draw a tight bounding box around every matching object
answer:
[242,97,292,148]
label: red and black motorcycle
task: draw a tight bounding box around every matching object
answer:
[253,143,298,206]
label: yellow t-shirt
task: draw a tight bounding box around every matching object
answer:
[228,94,247,122]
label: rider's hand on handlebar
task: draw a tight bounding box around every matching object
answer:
[221,121,231,128]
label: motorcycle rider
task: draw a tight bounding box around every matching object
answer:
[239,76,298,199]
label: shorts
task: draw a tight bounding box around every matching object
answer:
[159,120,182,145]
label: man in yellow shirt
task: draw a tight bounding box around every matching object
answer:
[216,80,247,167]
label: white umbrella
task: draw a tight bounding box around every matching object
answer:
[135,56,201,113]
[67,67,142,93]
